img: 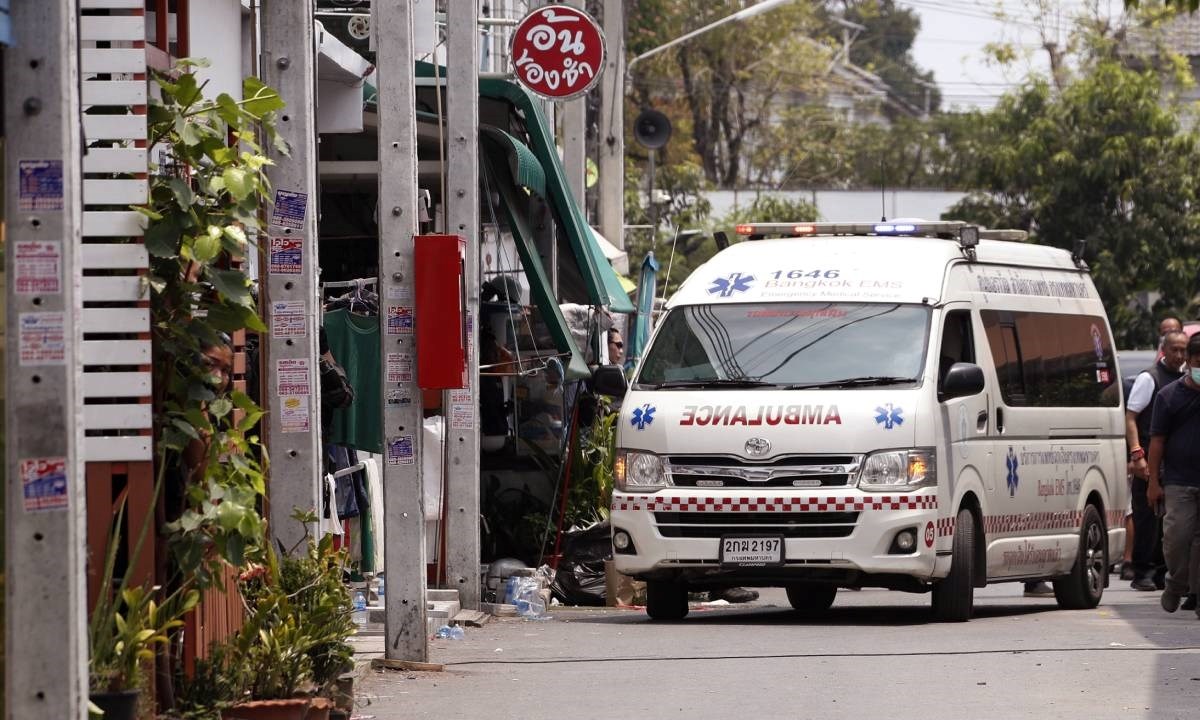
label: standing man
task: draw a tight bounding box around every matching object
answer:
[1148,332,1200,616]
[1126,330,1188,591]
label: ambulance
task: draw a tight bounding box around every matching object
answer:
[610,221,1126,622]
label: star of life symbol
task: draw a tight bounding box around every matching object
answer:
[1006,446,1020,497]
[631,403,656,430]
[707,272,755,298]
[874,403,904,430]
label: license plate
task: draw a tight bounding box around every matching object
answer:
[719,536,784,567]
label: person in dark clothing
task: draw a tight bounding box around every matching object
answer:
[1125,330,1187,591]
[1148,332,1200,616]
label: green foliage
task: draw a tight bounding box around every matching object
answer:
[943,62,1200,346]
[180,513,355,709]
[146,65,284,585]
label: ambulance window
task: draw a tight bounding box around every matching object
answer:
[937,310,975,388]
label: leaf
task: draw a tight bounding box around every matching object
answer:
[167,177,194,208]
[207,268,252,305]
[243,76,286,117]
[144,216,182,258]
[193,226,222,263]
[209,397,233,419]
[215,92,242,128]
[223,224,248,248]
[175,71,203,107]
[223,167,252,201]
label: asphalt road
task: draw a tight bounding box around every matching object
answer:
[353,581,1200,720]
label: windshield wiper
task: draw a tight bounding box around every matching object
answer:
[783,376,915,390]
[650,378,777,390]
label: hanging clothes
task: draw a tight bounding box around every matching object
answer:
[323,308,383,453]
[320,473,343,537]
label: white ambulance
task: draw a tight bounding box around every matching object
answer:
[610,221,1126,621]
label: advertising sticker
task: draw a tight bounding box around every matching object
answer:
[14,241,62,294]
[270,189,307,230]
[387,435,415,465]
[18,160,64,211]
[386,305,414,335]
[269,237,303,275]
[19,312,66,366]
[20,457,69,512]
[271,300,307,339]
[449,388,474,430]
[279,395,311,434]
[276,358,311,396]
[386,352,413,384]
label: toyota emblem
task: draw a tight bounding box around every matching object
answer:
[744,437,771,456]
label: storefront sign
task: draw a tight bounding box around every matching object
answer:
[511,5,605,100]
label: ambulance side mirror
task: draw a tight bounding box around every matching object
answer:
[592,364,628,397]
[940,362,985,401]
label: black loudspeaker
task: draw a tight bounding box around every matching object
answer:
[634,109,672,149]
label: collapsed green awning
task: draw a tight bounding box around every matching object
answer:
[481,132,590,381]
[477,78,635,314]
[480,126,546,197]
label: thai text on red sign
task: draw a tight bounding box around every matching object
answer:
[511,5,605,100]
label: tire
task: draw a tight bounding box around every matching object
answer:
[785,584,837,614]
[932,507,976,622]
[1053,504,1106,610]
[645,580,689,621]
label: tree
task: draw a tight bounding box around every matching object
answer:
[626,0,829,187]
[944,63,1200,345]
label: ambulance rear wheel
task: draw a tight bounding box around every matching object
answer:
[646,580,689,621]
[785,584,836,614]
[932,507,975,622]
[1053,504,1106,610]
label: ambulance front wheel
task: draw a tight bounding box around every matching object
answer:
[646,580,689,621]
[932,507,976,622]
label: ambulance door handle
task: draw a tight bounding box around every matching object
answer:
[996,407,1006,434]
[977,410,988,431]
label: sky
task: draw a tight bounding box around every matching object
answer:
[902,0,1127,110]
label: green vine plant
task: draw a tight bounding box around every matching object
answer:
[137,61,288,585]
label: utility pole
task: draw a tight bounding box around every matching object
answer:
[4,1,88,717]
[375,0,428,660]
[260,0,323,552]
[561,0,587,206]
[597,0,625,256]
[443,0,482,611]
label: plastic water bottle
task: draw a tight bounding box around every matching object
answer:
[435,624,453,639]
[449,625,465,641]
[377,574,385,598]
[351,590,368,626]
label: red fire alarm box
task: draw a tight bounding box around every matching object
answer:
[415,234,468,389]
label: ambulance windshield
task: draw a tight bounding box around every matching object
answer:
[635,303,931,389]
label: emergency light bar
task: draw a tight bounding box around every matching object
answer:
[734,221,1028,243]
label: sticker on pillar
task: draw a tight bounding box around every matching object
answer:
[387,306,414,335]
[18,312,66,366]
[14,241,62,294]
[20,457,68,512]
[276,358,312,396]
[386,352,413,383]
[269,237,303,274]
[271,300,307,338]
[385,285,413,302]
[449,389,474,430]
[18,160,64,211]
[270,189,307,230]
[387,435,415,465]
[279,395,311,434]
[386,389,412,407]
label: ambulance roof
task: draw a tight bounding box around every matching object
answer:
[669,235,1082,308]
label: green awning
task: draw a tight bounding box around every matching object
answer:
[480,126,545,197]
[481,133,590,381]
[477,78,635,314]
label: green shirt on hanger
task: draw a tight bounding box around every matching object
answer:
[324,308,383,453]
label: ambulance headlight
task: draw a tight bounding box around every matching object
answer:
[857,449,936,492]
[614,451,671,492]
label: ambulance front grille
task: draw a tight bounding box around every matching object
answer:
[653,511,859,538]
[666,455,862,489]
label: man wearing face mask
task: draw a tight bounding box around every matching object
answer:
[1126,330,1188,592]
[1147,332,1200,616]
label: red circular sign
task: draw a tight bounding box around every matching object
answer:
[511,5,606,100]
[924,522,936,548]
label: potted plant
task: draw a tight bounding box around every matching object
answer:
[89,493,200,719]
